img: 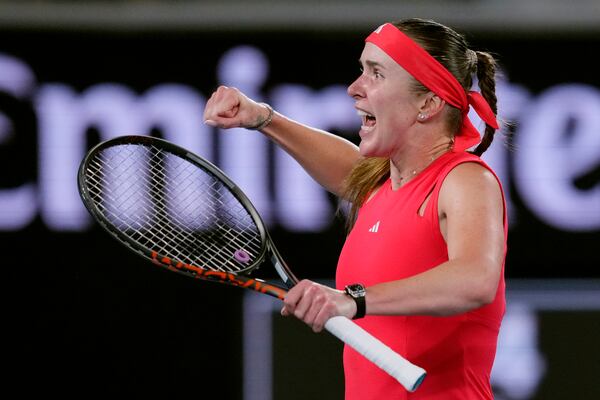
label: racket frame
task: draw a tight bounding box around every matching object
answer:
[77,135,295,299]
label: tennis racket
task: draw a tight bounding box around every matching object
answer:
[77,135,426,392]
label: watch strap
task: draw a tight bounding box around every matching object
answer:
[352,293,366,319]
[345,284,366,320]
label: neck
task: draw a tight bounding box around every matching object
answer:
[389,139,453,189]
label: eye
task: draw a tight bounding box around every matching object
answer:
[373,70,383,79]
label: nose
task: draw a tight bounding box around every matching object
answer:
[347,74,365,100]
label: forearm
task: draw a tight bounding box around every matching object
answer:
[203,87,360,196]
[261,111,360,196]
[365,258,501,317]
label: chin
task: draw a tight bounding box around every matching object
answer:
[359,142,385,158]
[358,143,373,157]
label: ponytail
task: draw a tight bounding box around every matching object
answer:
[471,51,499,156]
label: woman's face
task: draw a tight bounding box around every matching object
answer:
[347,42,423,157]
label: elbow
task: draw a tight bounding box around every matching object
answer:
[475,286,497,307]
[470,264,502,307]
[463,285,496,311]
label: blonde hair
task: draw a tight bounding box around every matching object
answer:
[341,157,389,229]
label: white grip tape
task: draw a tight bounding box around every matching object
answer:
[324,316,426,392]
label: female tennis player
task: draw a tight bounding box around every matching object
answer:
[204,18,507,400]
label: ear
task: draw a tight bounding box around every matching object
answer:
[417,93,446,122]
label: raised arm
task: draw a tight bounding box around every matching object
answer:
[203,86,360,196]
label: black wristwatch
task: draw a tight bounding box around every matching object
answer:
[344,283,366,320]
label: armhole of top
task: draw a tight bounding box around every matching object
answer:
[429,158,508,238]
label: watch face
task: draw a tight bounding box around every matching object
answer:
[346,284,366,297]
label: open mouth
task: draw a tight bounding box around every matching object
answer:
[357,109,376,131]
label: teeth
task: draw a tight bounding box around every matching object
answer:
[357,109,376,132]
[361,125,375,132]
[357,110,374,118]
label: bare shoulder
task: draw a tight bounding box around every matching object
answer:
[439,161,504,216]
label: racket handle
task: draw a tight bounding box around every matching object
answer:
[324,316,426,392]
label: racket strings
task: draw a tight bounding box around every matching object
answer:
[94,148,260,271]
[85,143,264,273]
[150,153,262,266]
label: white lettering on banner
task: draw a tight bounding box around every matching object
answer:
[270,84,355,231]
[37,83,143,230]
[218,46,273,225]
[102,145,153,230]
[0,53,37,229]
[0,47,599,232]
[36,83,210,230]
[514,84,600,231]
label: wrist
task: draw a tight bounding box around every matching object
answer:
[247,102,274,131]
[344,283,366,319]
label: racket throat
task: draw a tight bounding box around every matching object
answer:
[271,254,297,288]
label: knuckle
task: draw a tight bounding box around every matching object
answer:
[298,279,311,287]
[314,293,327,306]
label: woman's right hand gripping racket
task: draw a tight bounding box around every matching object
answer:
[77,135,426,392]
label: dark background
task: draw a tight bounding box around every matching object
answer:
[1,2,599,398]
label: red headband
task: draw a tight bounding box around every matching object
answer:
[366,23,499,152]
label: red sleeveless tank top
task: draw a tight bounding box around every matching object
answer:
[336,151,507,400]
